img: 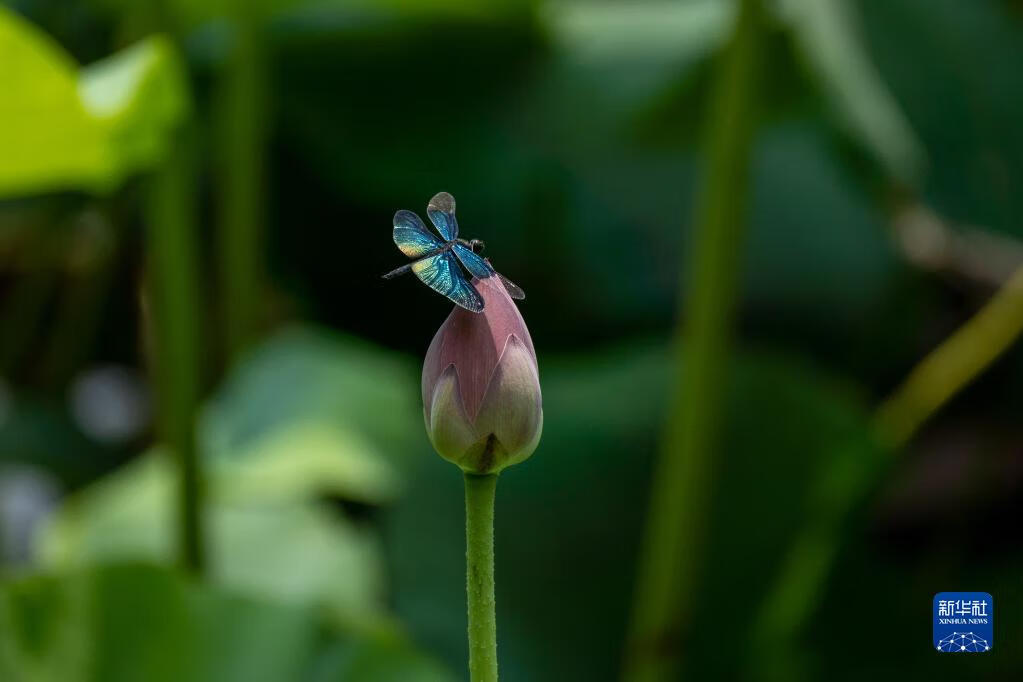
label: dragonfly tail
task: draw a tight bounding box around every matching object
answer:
[382,263,413,280]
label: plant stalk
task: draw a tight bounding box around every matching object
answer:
[874,263,1023,448]
[145,126,205,574]
[623,2,764,680]
[216,0,267,361]
[750,260,1023,673]
[465,473,499,682]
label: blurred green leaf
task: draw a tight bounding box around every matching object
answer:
[309,638,456,682]
[545,0,733,77]
[212,500,388,633]
[779,0,925,185]
[0,7,188,197]
[35,326,421,632]
[78,37,189,184]
[37,454,170,562]
[37,452,391,632]
[0,7,100,195]
[0,562,456,682]
[860,0,1023,237]
[0,395,112,488]
[200,326,420,501]
[566,0,923,185]
[743,125,898,322]
[0,562,318,682]
[213,421,400,504]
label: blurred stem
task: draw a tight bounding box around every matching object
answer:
[623,2,764,681]
[464,473,498,682]
[216,2,267,361]
[749,261,1023,676]
[145,125,205,574]
[874,263,1023,448]
[747,442,886,682]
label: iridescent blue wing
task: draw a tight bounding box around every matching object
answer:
[427,191,458,241]
[452,243,496,279]
[411,250,484,312]
[394,209,444,258]
[452,245,526,300]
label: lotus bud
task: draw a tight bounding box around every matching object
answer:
[422,276,542,474]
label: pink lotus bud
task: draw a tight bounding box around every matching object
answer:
[422,276,542,474]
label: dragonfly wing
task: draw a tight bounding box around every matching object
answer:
[452,245,525,299]
[412,250,484,312]
[427,191,459,241]
[394,209,444,258]
[452,243,496,279]
[497,272,526,300]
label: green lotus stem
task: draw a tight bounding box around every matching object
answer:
[145,127,205,574]
[623,1,764,680]
[216,0,267,360]
[751,261,1023,672]
[464,473,499,682]
[874,263,1023,448]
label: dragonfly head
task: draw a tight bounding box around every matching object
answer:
[469,238,486,253]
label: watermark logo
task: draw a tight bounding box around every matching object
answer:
[933,592,992,652]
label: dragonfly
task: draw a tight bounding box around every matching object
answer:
[382,192,525,313]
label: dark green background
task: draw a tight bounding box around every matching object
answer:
[1,0,1021,680]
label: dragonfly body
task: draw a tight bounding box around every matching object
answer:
[382,237,484,279]
[383,192,524,312]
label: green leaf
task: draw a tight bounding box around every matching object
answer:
[211,500,389,633]
[0,563,318,682]
[35,326,420,631]
[79,37,190,186]
[778,0,925,185]
[557,0,923,185]
[212,421,401,504]
[0,7,105,196]
[546,0,733,72]
[200,326,419,503]
[0,562,458,682]
[0,7,189,197]
[309,638,456,682]
[859,0,1023,237]
[36,452,392,633]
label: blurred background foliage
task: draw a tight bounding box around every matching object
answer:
[1,0,1022,680]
